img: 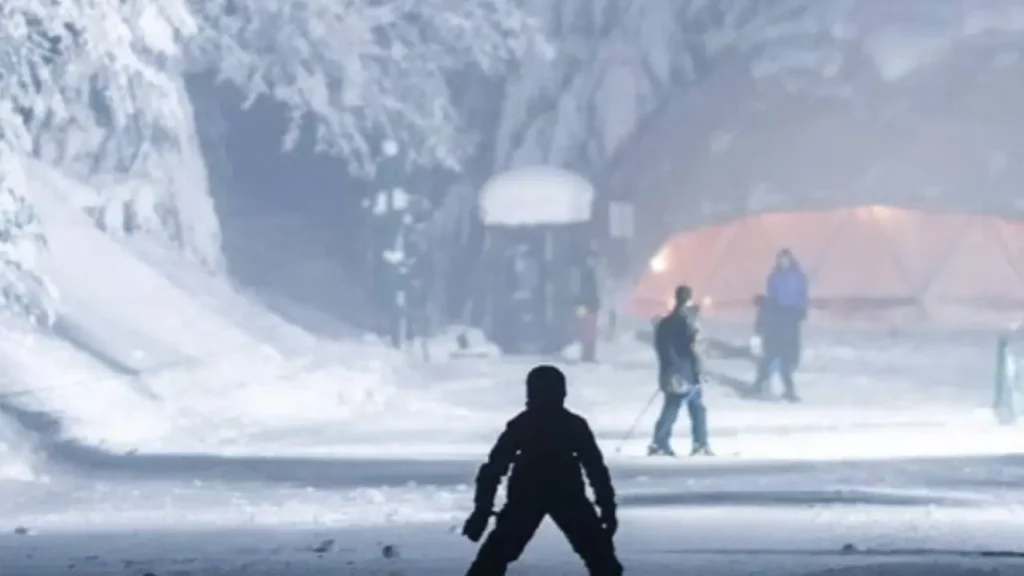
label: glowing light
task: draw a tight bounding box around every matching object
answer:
[873,205,892,219]
[649,250,669,273]
[864,205,898,221]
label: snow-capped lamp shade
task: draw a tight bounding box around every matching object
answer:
[478,166,594,227]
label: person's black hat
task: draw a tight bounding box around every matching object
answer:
[675,285,693,305]
[526,365,567,408]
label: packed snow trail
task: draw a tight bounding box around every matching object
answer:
[2,307,1013,459]
[4,509,1024,575]
[9,162,450,452]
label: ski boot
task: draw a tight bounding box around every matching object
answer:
[647,444,676,457]
[782,391,801,403]
[690,444,714,457]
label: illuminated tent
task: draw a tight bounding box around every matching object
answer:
[632,206,1024,326]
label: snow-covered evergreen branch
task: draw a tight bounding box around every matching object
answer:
[0,0,544,318]
[189,0,547,176]
[0,0,198,317]
[0,143,55,324]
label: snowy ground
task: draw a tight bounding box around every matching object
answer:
[5,510,1024,575]
[4,166,1024,574]
[4,326,1024,574]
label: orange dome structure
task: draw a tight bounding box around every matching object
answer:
[632,206,1024,327]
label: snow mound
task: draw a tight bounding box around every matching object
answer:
[4,161,450,453]
[0,413,39,483]
[0,317,172,448]
[425,325,502,360]
[123,239,329,356]
[25,159,267,370]
[135,343,406,450]
[479,166,594,226]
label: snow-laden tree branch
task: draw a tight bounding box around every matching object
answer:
[189,0,548,176]
[0,0,544,318]
[0,0,201,318]
[493,0,853,171]
[0,144,54,324]
[1,0,195,153]
[3,0,228,271]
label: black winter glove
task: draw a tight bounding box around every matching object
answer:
[599,505,618,536]
[461,508,492,543]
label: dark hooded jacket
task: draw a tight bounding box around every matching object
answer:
[471,373,615,512]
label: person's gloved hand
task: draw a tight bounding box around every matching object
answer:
[461,508,492,542]
[599,505,618,536]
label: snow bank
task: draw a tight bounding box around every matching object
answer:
[3,161,449,452]
[25,159,266,369]
[124,239,328,356]
[132,343,409,450]
[0,318,171,448]
[424,325,502,360]
[0,412,39,483]
[479,166,594,226]
[0,309,429,453]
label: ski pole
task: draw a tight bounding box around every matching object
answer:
[614,388,660,454]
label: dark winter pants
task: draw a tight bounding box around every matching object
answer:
[754,354,796,396]
[754,325,801,397]
[466,496,623,576]
[580,310,598,363]
[651,382,708,450]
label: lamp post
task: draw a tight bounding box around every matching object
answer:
[363,139,406,348]
[361,140,436,355]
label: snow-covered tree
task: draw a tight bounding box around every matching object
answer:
[496,0,1024,177]
[0,0,205,318]
[189,0,548,177]
[14,0,226,270]
[0,144,55,324]
[0,0,545,321]
[494,0,827,172]
[361,140,435,348]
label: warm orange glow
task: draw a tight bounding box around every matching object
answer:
[869,205,898,221]
[649,250,670,273]
[629,206,1024,326]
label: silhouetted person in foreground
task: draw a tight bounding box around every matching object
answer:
[650,285,711,456]
[462,365,623,576]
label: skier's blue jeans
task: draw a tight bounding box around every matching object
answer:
[652,384,708,450]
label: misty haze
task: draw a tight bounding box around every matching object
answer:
[2,0,1024,574]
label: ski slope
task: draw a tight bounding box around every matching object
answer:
[9,160,1015,457]
[27,159,271,368]
[4,509,1024,575]
[2,162,454,454]
[4,163,1024,574]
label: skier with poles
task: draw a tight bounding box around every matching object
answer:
[648,285,712,457]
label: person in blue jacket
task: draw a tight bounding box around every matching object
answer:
[753,249,809,402]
